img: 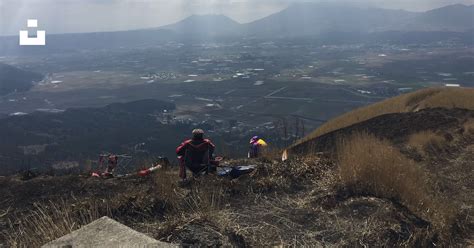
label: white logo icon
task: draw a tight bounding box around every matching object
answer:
[19,19,46,46]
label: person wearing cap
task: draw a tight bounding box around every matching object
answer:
[248,136,268,158]
[176,129,216,180]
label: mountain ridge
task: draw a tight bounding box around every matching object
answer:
[1,3,473,55]
[287,87,474,156]
[159,14,241,36]
[0,3,471,39]
[245,2,473,36]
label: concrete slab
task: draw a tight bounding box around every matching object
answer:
[42,216,178,248]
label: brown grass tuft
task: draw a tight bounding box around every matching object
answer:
[260,147,283,161]
[408,130,446,154]
[4,200,107,247]
[153,170,227,216]
[463,119,474,135]
[337,132,458,241]
[151,170,231,239]
[180,179,226,216]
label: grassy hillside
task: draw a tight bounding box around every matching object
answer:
[2,118,472,246]
[291,87,474,150]
[1,95,473,247]
[278,87,474,246]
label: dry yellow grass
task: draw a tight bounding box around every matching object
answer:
[337,132,457,237]
[292,87,474,148]
[5,200,105,247]
[464,119,474,135]
[3,153,466,247]
[153,170,226,216]
[260,147,282,161]
[408,130,446,154]
[5,171,228,247]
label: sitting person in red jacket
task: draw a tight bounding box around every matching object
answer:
[176,129,216,180]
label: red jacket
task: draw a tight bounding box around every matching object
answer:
[176,138,215,166]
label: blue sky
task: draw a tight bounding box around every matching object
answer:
[1,0,473,35]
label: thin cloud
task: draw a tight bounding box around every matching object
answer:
[1,0,472,35]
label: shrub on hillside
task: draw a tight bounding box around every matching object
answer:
[337,132,458,242]
[464,119,474,135]
[408,130,447,155]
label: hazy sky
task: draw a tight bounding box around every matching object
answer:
[1,0,473,36]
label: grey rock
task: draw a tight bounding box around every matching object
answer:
[42,216,178,248]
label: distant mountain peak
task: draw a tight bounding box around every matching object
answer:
[427,3,472,11]
[187,14,234,19]
[412,3,474,31]
[159,14,241,36]
[244,2,473,36]
[286,1,389,11]
[172,14,240,25]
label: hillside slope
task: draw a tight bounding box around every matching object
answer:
[283,88,474,245]
[1,104,473,246]
[1,88,473,246]
[405,4,474,31]
[289,107,473,155]
[290,87,474,151]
